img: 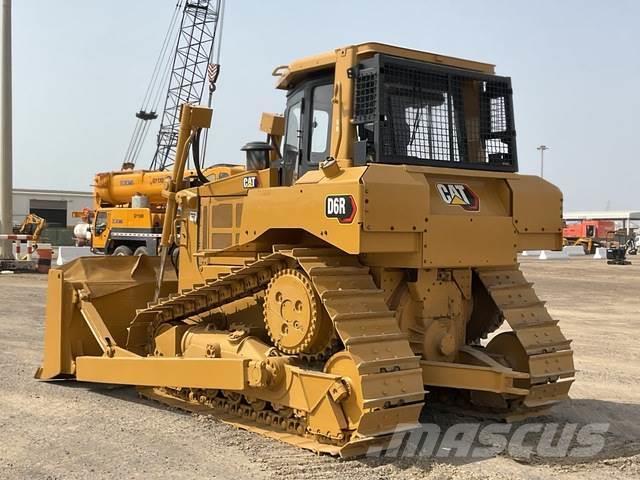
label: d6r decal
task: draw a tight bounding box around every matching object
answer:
[325,195,357,224]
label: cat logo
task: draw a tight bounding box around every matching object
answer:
[436,183,480,212]
[243,176,258,189]
[325,195,357,224]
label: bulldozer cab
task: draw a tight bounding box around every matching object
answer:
[274,43,517,185]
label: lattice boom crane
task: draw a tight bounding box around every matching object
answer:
[124,0,225,171]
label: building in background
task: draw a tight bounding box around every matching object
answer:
[12,188,92,245]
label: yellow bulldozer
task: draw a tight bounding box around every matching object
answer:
[37,43,575,457]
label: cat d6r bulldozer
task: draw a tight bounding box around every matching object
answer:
[37,43,574,457]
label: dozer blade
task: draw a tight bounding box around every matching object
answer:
[35,255,177,380]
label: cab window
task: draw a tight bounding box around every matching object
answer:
[281,98,303,184]
[309,84,333,164]
[95,211,108,235]
[283,102,302,165]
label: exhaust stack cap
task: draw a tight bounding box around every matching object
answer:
[241,141,274,171]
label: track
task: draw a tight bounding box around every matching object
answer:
[130,247,425,456]
[296,248,425,450]
[472,266,576,416]
[129,256,574,452]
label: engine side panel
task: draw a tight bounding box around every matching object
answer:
[176,162,562,282]
[360,164,562,268]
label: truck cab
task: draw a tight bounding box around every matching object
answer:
[91,207,163,256]
[80,165,246,255]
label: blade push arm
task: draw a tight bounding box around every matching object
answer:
[155,104,213,299]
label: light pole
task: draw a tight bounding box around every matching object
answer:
[537,145,549,178]
[0,0,12,259]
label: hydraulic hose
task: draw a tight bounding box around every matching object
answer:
[191,128,210,185]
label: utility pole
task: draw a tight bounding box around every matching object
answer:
[537,145,549,178]
[0,0,12,259]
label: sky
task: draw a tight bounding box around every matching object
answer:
[12,0,640,211]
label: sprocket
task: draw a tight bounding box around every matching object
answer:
[263,269,333,355]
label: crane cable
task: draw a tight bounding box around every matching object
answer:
[125,2,182,166]
[132,48,177,166]
[127,2,183,163]
[123,1,184,168]
[200,0,225,167]
[139,1,184,111]
[131,36,178,169]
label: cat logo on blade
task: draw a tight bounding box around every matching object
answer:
[436,183,480,211]
[325,195,357,224]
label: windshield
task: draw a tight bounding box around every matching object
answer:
[94,211,108,235]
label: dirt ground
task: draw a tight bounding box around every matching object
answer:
[1,257,639,480]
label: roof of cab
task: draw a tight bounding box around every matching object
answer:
[274,42,495,89]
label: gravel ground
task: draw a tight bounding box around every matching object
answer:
[0,257,639,479]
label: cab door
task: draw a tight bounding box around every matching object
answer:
[92,210,110,250]
[280,76,334,184]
